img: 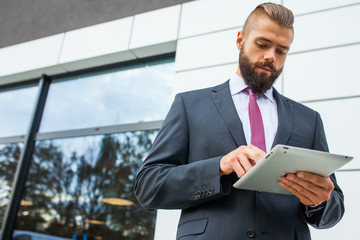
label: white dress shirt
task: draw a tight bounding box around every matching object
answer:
[229,74,278,153]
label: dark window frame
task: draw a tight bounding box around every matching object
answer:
[0,53,175,240]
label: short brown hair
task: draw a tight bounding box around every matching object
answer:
[242,2,294,35]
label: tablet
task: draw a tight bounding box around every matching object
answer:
[233,144,353,195]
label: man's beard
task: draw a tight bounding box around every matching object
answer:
[239,45,283,93]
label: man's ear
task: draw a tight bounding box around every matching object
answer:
[236,31,245,50]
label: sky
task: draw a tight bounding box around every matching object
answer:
[0,61,174,138]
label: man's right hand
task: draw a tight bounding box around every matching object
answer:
[220,145,266,178]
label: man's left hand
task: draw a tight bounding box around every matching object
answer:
[279,171,335,206]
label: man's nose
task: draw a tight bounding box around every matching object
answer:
[264,49,276,62]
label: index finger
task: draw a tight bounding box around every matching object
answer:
[296,171,333,189]
[243,144,266,164]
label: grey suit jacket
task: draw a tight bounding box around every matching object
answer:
[135,81,344,240]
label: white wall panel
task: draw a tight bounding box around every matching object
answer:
[154,210,181,240]
[284,0,360,15]
[173,63,237,95]
[291,5,360,53]
[175,29,238,72]
[310,171,360,239]
[273,74,283,94]
[59,17,133,64]
[179,0,280,38]
[305,98,360,169]
[283,44,360,102]
[0,34,64,77]
[130,5,180,49]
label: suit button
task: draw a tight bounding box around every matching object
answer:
[246,229,255,238]
[204,189,209,196]
[194,191,201,199]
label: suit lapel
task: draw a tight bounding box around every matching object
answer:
[210,81,247,146]
[272,88,293,148]
[209,82,293,149]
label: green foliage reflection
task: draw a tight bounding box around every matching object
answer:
[15,130,157,239]
[0,143,22,226]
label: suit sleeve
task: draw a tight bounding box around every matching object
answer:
[303,111,345,229]
[134,94,232,210]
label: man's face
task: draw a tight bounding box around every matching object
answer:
[239,44,283,93]
[237,15,293,93]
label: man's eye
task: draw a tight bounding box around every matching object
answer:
[277,49,287,55]
[256,43,267,48]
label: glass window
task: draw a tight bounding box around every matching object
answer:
[0,143,23,227]
[39,61,174,132]
[15,130,158,239]
[0,57,174,238]
[0,86,38,138]
[13,235,31,240]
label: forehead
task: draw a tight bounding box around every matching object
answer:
[245,15,293,47]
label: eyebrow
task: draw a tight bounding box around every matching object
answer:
[256,37,290,50]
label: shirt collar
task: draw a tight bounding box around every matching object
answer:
[229,74,275,103]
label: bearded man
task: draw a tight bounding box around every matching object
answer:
[135,3,344,239]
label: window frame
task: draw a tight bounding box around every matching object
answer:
[0,53,175,240]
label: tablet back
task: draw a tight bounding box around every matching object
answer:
[233,145,353,195]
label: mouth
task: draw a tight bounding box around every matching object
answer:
[258,66,272,73]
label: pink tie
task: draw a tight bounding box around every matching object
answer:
[247,88,266,152]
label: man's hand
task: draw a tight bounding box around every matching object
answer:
[220,145,266,178]
[279,171,335,206]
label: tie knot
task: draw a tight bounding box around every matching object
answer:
[246,87,256,97]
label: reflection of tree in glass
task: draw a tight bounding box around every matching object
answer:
[0,143,22,226]
[15,130,157,239]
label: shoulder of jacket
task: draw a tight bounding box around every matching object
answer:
[275,89,317,115]
[176,80,230,98]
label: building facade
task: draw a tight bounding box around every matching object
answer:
[0,0,359,239]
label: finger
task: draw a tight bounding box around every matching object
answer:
[232,152,254,178]
[243,145,266,164]
[232,158,246,178]
[280,174,328,205]
[297,172,334,190]
[232,145,261,166]
[220,145,265,177]
[297,172,334,202]
[238,153,253,172]
[286,174,319,196]
[279,180,314,205]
